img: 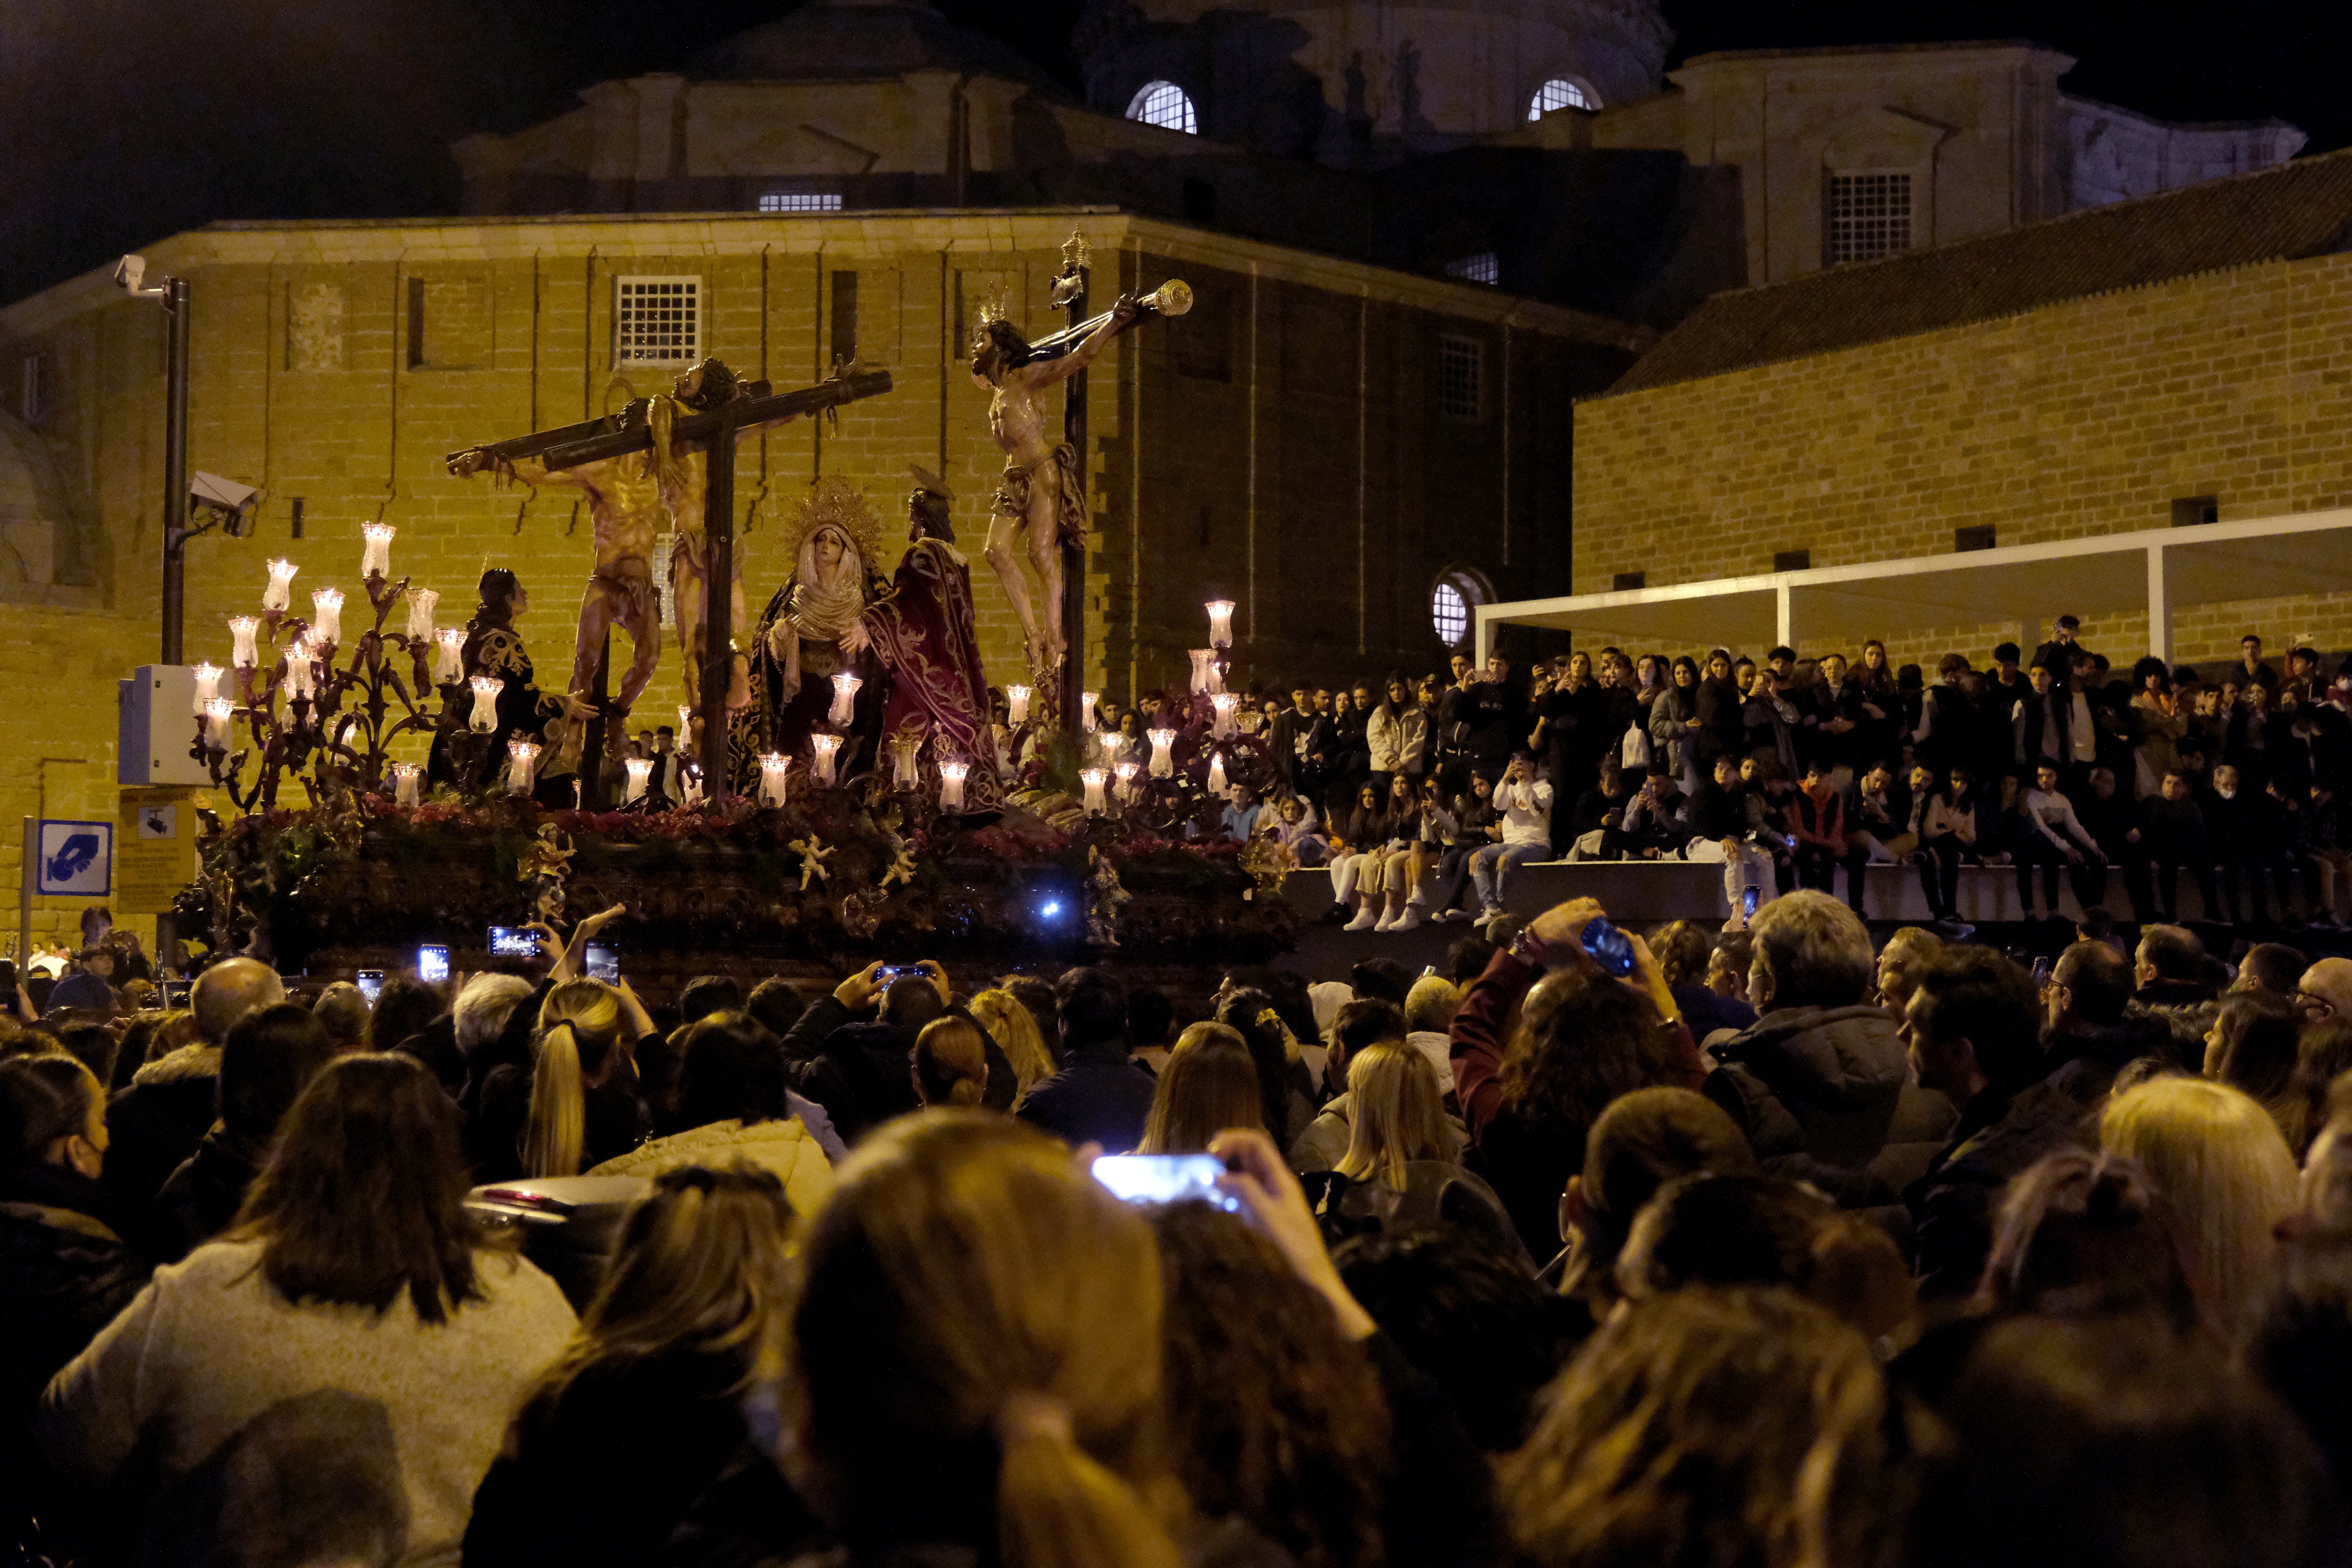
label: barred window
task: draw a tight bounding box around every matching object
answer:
[614,277,701,365]
[1126,80,1199,135]
[1445,252,1499,286]
[1431,581,1469,646]
[1527,77,1597,118]
[759,191,843,212]
[1826,172,1913,266]
[1438,335,1484,422]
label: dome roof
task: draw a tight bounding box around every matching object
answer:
[690,0,1068,96]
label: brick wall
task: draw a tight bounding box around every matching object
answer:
[1573,251,2352,663]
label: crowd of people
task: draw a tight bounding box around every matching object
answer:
[10,882,2352,1566]
[1191,625,2352,933]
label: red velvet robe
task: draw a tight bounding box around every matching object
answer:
[861,537,1002,812]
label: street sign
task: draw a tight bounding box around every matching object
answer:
[32,819,112,897]
[117,788,198,914]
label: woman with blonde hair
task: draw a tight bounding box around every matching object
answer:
[912,1016,992,1110]
[466,1165,801,1566]
[490,977,645,1182]
[1137,1023,1264,1155]
[781,1112,1185,1568]
[2102,1076,2300,1345]
[1335,1043,1457,1190]
[969,988,1055,1107]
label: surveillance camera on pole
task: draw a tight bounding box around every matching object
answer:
[190,472,261,539]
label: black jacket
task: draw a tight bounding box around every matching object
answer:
[153,1125,269,1262]
[1703,1004,1911,1191]
[102,1041,221,1242]
[2040,1013,2180,1107]
[0,1158,150,1412]
[780,997,1016,1146]
[1904,1080,2088,1300]
[1015,1039,1156,1155]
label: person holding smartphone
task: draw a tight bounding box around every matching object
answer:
[1465,753,1553,929]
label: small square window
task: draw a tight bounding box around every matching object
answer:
[1826,172,1913,266]
[615,276,701,366]
[758,191,843,213]
[1954,525,1997,553]
[1612,571,1646,591]
[1772,548,1812,573]
[1437,335,1484,421]
[1444,252,1499,287]
[2171,494,2220,528]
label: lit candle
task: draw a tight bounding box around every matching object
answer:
[1098,730,1121,765]
[228,616,261,669]
[405,586,439,642]
[190,661,222,716]
[506,738,542,794]
[1207,752,1228,793]
[361,522,395,579]
[1188,649,1216,695]
[310,587,344,646]
[1114,761,1139,802]
[433,627,464,682]
[285,636,317,701]
[1210,692,1237,738]
[263,558,299,612]
[810,732,843,786]
[1005,684,1031,725]
[1205,599,1235,649]
[202,697,234,747]
[468,675,504,733]
[1081,691,1099,730]
[391,761,421,807]
[624,756,652,804]
[758,752,791,808]
[828,671,863,728]
[1147,727,1176,778]
[889,730,923,790]
[939,758,969,810]
[1080,767,1108,815]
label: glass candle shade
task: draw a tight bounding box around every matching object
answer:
[1005,684,1031,726]
[1114,761,1139,802]
[1205,599,1235,649]
[1081,691,1099,731]
[939,758,969,810]
[202,697,234,747]
[623,756,652,804]
[1188,649,1218,695]
[1147,727,1177,778]
[1080,767,1108,815]
[228,616,261,669]
[1207,753,1228,794]
[404,586,438,642]
[758,752,791,808]
[263,558,298,612]
[828,672,863,729]
[309,587,344,646]
[361,523,394,579]
[889,730,923,790]
[433,627,464,683]
[468,675,504,733]
[1210,692,1237,738]
[190,662,222,715]
[1098,730,1121,765]
[810,732,843,786]
[506,738,542,794]
[285,637,317,702]
[390,762,421,807]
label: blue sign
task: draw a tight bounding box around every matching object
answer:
[35,819,113,897]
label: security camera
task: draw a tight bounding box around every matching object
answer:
[114,255,147,292]
[190,472,261,537]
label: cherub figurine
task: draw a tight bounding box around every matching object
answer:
[790,835,835,890]
[1082,845,1130,948]
[521,823,576,925]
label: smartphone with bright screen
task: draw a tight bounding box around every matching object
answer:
[355,969,385,1006]
[487,925,539,959]
[585,943,620,984]
[1743,884,1761,919]
[416,945,450,984]
[1091,1155,1237,1211]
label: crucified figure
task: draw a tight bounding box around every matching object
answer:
[969,294,1136,675]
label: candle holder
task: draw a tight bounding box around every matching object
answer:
[1188,650,1223,696]
[506,738,542,795]
[1147,726,1177,778]
[391,762,422,807]
[362,523,395,580]
[201,697,235,748]
[1205,599,1235,650]
[828,672,863,728]
[228,616,261,669]
[1114,761,1139,803]
[433,627,465,683]
[263,558,299,613]
[888,729,924,790]
[405,586,439,642]
[1207,753,1228,794]
[1080,767,1108,815]
[468,675,504,733]
[1098,729,1122,766]
[810,732,843,787]
[624,756,653,804]
[1210,692,1237,738]
[190,662,222,716]
[285,636,318,703]
[938,758,969,811]
[1081,691,1099,731]
[310,588,344,648]
[1005,684,1031,726]
[758,752,792,808]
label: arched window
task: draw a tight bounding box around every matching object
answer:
[1431,580,1470,647]
[1126,80,1199,135]
[1527,77,1598,119]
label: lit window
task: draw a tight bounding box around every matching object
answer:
[759,192,843,213]
[1528,78,1597,119]
[1445,252,1499,286]
[1431,581,1470,647]
[1126,80,1199,135]
[1826,172,1913,266]
[1438,335,1484,422]
[614,276,701,366]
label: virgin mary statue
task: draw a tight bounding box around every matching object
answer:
[734,479,888,790]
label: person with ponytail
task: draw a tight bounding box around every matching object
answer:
[911,1016,992,1109]
[472,978,647,1184]
[465,1166,807,1567]
[780,1112,1187,1568]
[590,1014,834,1213]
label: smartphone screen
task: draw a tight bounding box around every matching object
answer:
[1742,884,1761,919]
[487,925,539,959]
[585,943,619,984]
[1091,1155,1237,1211]
[417,945,450,984]
[355,969,385,1006]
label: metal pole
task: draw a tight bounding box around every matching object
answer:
[700,407,737,799]
[1059,259,1088,734]
[159,277,191,665]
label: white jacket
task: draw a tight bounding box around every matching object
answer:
[1366,706,1429,775]
[590,1116,837,1215]
[1496,779,1554,847]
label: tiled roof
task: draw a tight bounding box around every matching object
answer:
[1606,145,2352,396]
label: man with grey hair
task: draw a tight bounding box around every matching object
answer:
[1701,890,1912,1196]
[453,973,537,1067]
[1403,973,1461,1094]
[105,957,285,1225]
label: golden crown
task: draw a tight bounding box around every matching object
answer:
[787,476,885,569]
[974,285,1017,331]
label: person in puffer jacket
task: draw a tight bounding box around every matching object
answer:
[1701,891,1914,1201]
[590,1013,834,1216]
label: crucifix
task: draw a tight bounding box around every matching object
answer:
[447,363,894,801]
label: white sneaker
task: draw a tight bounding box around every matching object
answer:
[1344,907,1380,932]
[1473,905,1504,929]
[1391,906,1423,932]
[1374,909,1397,933]
[1431,908,1471,923]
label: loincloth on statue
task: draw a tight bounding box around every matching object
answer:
[993,442,1085,551]
[589,556,661,628]
[670,528,748,584]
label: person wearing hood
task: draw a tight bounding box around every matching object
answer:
[154,1003,339,1261]
[2039,940,2177,1106]
[1701,891,1916,1200]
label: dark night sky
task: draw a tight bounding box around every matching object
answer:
[0,0,2340,304]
